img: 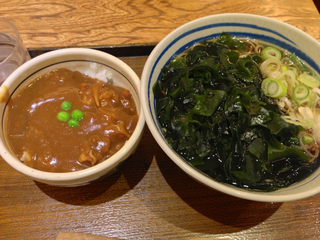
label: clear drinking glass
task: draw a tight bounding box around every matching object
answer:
[0,18,31,84]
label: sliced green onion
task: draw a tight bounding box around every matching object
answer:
[297,72,320,88]
[279,70,296,83]
[261,78,287,98]
[282,66,287,72]
[293,84,309,100]
[302,134,314,144]
[287,53,309,72]
[261,46,282,60]
[261,78,271,94]
[292,84,315,107]
[259,58,282,77]
[268,81,280,95]
[297,97,313,107]
[279,70,298,96]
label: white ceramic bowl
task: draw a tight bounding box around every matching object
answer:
[141,13,320,202]
[0,48,145,187]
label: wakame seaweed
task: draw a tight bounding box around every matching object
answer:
[154,32,319,191]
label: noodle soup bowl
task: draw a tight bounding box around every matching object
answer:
[141,13,320,202]
[0,48,145,187]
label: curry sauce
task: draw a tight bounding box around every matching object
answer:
[5,68,138,172]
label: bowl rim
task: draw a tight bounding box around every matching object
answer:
[141,13,320,202]
[0,48,145,183]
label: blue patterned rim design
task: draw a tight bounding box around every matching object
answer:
[147,22,320,193]
[167,31,320,73]
[149,22,320,129]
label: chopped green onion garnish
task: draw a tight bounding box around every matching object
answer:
[279,70,296,83]
[297,72,320,88]
[292,84,314,106]
[302,134,313,144]
[267,81,279,95]
[261,78,287,98]
[261,47,282,60]
[282,66,287,72]
[293,84,310,100]
[261,78,271,94]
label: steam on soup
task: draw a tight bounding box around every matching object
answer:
[5,68,138,172]
[154,32,320,191]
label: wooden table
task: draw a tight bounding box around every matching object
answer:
[1,1,320,239]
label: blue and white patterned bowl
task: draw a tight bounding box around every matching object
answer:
[141,13,320,202]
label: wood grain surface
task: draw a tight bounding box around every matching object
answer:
[2,1,320,239]
[0,0,320,49]
[1,56,320,240]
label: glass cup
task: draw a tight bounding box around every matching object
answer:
[0,18,31,84]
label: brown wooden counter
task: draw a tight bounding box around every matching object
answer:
[1,0,320,49]
[1,1,320,239]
